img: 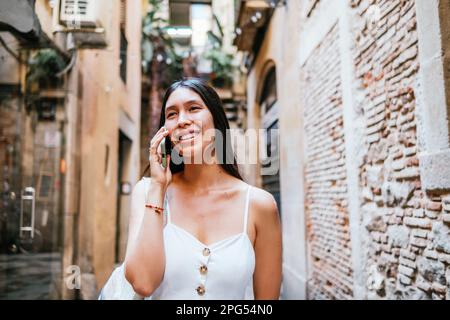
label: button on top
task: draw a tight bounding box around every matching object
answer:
[202,247,210,256]
[196,284,205,296]
[199,265,208,275]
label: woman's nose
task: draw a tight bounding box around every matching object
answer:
[177,112,192,127]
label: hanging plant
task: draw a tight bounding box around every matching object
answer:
[26,49,66,92]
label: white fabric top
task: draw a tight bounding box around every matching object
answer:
[148,180,255,300]
[98,179,255,300]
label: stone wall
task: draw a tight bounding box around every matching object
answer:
[353,0,450,300]
[302,23,354,299]
[299,0,450,299]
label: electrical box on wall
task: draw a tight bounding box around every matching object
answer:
[52,0,108,48]
[58,0,102,28]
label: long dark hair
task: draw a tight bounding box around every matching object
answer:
[142,78,243,181]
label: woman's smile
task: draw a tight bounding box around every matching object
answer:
[175,130,201,143]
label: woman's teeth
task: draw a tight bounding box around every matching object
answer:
[178,132,199,141]
[180,134,194,141]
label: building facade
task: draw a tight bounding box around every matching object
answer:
[0,0,143,299]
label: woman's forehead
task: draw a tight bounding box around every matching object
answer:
[166,87,204,107]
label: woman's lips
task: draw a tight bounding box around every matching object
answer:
[174,131,200,144]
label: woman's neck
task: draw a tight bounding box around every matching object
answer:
[179,163,228,192]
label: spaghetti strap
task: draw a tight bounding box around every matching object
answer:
[243,185,251,234]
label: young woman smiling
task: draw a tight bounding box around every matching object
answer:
[102,78,282,300]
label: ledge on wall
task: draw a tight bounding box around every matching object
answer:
[419,149,450,191]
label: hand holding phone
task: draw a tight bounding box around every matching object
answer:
[149,126,172,188]
[161,136,172,169]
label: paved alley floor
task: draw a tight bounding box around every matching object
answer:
[0,252,61,299]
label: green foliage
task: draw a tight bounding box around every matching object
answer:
[141,0,184,85]
[26,49,65,90]
[204,14,235,88]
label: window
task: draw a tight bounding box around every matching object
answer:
[260,67,277,112]
[119,0,127,84]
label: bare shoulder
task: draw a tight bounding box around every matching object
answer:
[250,186,278,211]
[248,185,280,225]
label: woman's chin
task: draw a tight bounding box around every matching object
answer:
[176,145,204,163]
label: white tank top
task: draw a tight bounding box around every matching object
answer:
[145,180,255,300]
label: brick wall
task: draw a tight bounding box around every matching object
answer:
[299,0,450,299]
[353,0,450,300]
[303,23,354,300]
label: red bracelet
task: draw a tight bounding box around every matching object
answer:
[145,204,164,214]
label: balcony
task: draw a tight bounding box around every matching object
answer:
[233,0,273,52]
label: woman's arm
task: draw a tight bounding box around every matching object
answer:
[123,179,166,297]
[252,189,282,300]
[124,126,171,297]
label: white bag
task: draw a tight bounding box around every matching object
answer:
[99,178,164,300]
[98,264,145,300]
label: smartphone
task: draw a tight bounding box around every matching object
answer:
[161,135,172,169]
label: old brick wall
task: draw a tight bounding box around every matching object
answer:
[353,0,450,300]
[302,23,354,300]
[300,0,450,299]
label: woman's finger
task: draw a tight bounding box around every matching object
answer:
[150,132,169,154]
[149,130,169,156]
[148,148,161,164]
[164,155,171,171]
[150,128,167,145]
[150,129,167,146]
[149,127,168,145]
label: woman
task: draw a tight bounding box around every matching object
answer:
[103,78,281,300]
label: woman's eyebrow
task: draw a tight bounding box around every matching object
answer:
[166,99,204,110]
[184,99,203,106]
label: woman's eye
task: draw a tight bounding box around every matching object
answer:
[167,112,176,118]
[190,106,201,111]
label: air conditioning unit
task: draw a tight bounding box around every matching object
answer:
[52,0,107,48]
[58,0,102,29]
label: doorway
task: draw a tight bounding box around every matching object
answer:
[115,131,132,264]
[259,66,282,214]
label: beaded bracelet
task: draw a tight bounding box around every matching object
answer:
[145,204,164,215]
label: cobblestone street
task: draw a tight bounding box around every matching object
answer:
[0,253,61,300]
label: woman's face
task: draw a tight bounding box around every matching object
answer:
[163,87,216,162]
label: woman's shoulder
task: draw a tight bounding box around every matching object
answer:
[231,179,276,207]
[246,184,279,225]
[248,185,278,211]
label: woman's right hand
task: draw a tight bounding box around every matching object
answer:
[149,126,172,189]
